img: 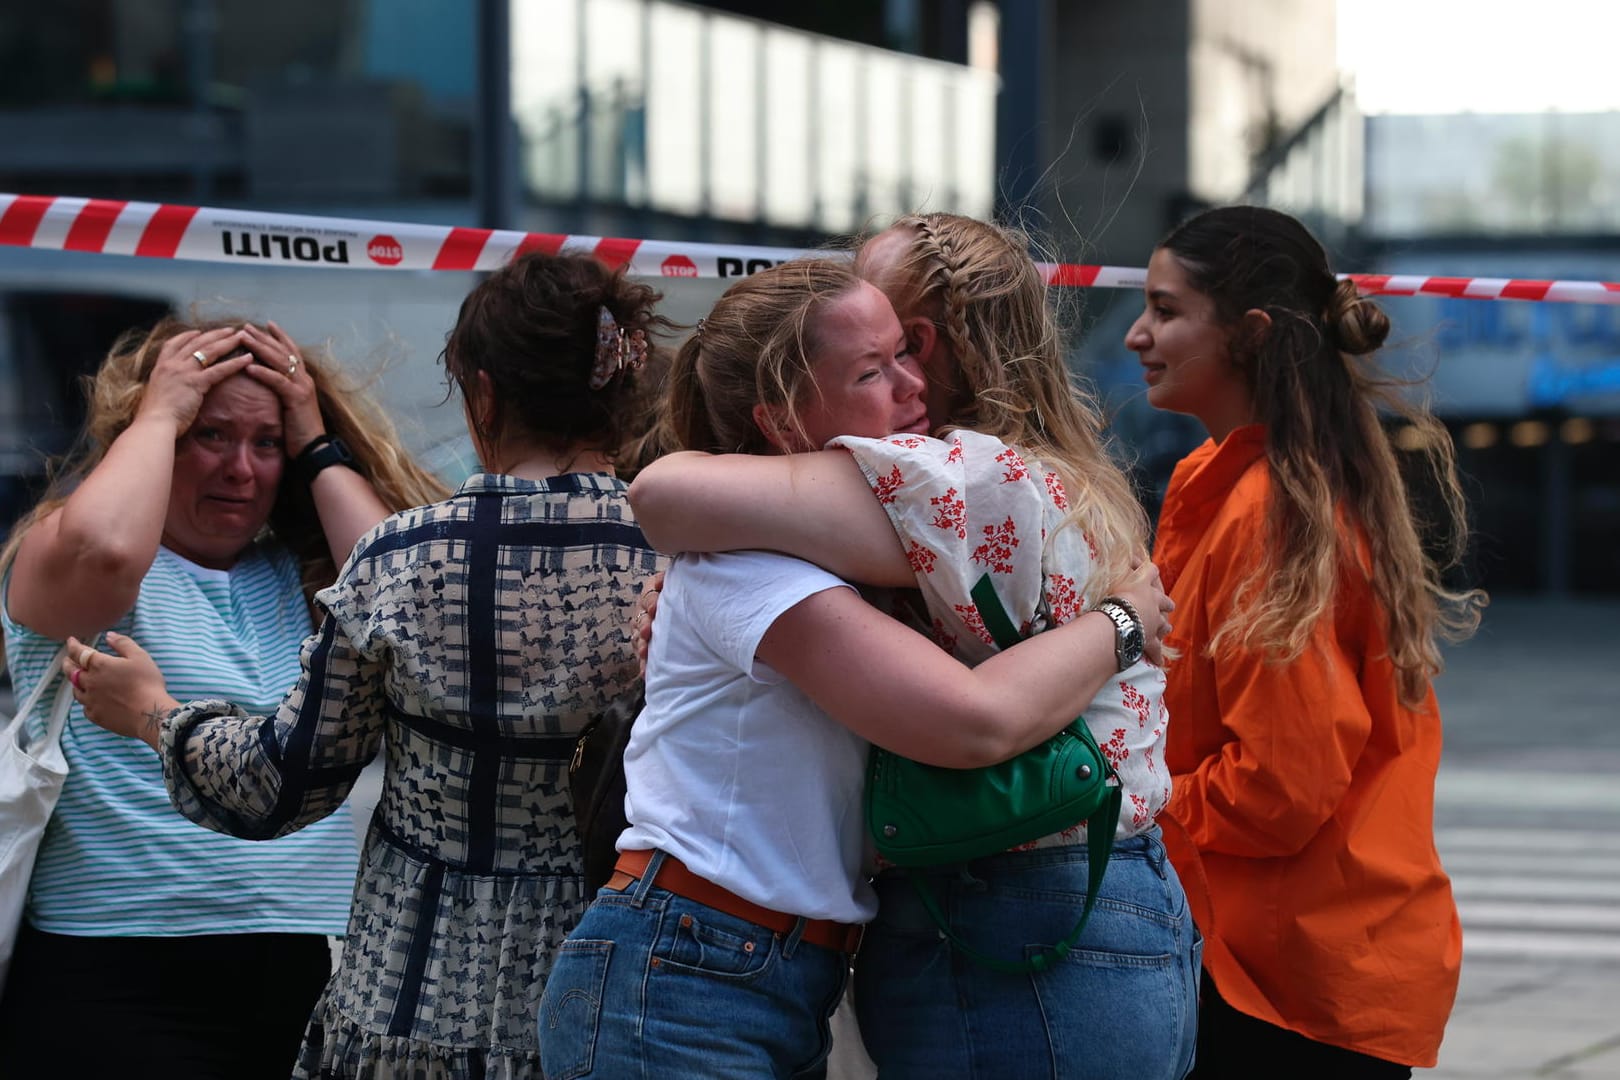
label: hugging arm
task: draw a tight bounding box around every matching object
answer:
[628,450,915,587]
[756,587,1121,768]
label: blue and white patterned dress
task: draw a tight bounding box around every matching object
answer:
[159,472,662,1080]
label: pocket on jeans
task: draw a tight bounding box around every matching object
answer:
[657,907,773,979]
[537,940,613,1080]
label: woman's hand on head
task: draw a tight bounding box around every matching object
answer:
[64,632,181,751]
[238,321,325,457]
[1113,560,1176,666]
[136,327,253,433]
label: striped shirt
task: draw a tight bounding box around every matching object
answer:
[0,542,358,937]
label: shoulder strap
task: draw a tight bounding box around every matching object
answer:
[1,644,73,747]
[909,784,1119,975]
[907,575,1121,975]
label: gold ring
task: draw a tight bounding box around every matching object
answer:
[78,645,95,668]
[191,350,209,367]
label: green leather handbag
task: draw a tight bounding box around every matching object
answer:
[864,574,1123,974]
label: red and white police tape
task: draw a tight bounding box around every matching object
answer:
[4,192,1619,304]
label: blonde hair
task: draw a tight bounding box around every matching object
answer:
[0,315,448,609]
[1161,205,1484,704]
[858,212,1149,591]
[666,258,864,455]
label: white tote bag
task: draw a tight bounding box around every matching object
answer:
[0,646,73,990]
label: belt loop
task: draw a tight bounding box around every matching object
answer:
[629,850,667,908]
[1145,826,1167,879]
[780,916,808,960]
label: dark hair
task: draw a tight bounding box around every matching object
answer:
[442,252,674,460]
[1160,205,1483,703]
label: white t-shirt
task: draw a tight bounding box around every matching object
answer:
[618,549,876,924]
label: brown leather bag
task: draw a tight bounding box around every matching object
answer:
[568,682,643,896]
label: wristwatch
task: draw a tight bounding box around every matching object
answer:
[1095,596,1146,671]
[292,433,358,487]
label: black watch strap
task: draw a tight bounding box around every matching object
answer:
[292,434,357,487]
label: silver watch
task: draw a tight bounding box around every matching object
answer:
[1096,596,1146,671]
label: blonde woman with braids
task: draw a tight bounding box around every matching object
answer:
[624,215,1200,1079]
[1127,205,1487,1078]
[0,317,443,1077]
[540,256,1176,1079]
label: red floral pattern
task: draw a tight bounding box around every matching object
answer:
[970,516,1020,574]
[906,541,937,575]
[1046,574,1082,625]
[871,465,904,505]
[827,429,1171,849]
[1120,682,1151,728]
[929,487,967,538]
[1129,792,1150,828]
[952,603,995,646]
[996,446,1029,484]
[1103,727,1130,766]
[1044,471,1069,511]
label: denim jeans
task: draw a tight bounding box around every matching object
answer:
[853,828,1202,1079]
[537,851,851,1080]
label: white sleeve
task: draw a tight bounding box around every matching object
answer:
[828,431,1088,663]
[670,551,855,680]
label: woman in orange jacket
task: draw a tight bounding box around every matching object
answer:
[1125,205,1487,1078]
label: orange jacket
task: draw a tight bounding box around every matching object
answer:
[1153,426,1461,1068]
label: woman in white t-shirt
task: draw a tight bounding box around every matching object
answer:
[538,255,1178,1080]
[620,216,1202,1079]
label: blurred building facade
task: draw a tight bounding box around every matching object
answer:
[0,0,1612,593]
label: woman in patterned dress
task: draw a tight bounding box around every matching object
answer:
[0,316,443,1078]
[622,216,1202,1079]
[538,254,1183,1080]
[1127,205,1484,1077]
[66,252,667,1079]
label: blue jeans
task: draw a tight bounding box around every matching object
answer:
[853,828,1202,1079]
[538,851,851,1080]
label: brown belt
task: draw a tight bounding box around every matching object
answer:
[607,849,864,955]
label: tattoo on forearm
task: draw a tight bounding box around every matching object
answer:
[142,708,166,742]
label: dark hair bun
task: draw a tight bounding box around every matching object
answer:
[1326,279,1390,355]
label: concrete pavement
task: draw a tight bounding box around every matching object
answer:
[1426,597,1620,1079]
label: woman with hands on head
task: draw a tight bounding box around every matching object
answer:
[0,316,444,1080]
[66,253,668,1080]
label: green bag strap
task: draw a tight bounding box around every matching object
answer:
[904,575,1121,975]
[969,574,1024,651]
[908,784,1119,975]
